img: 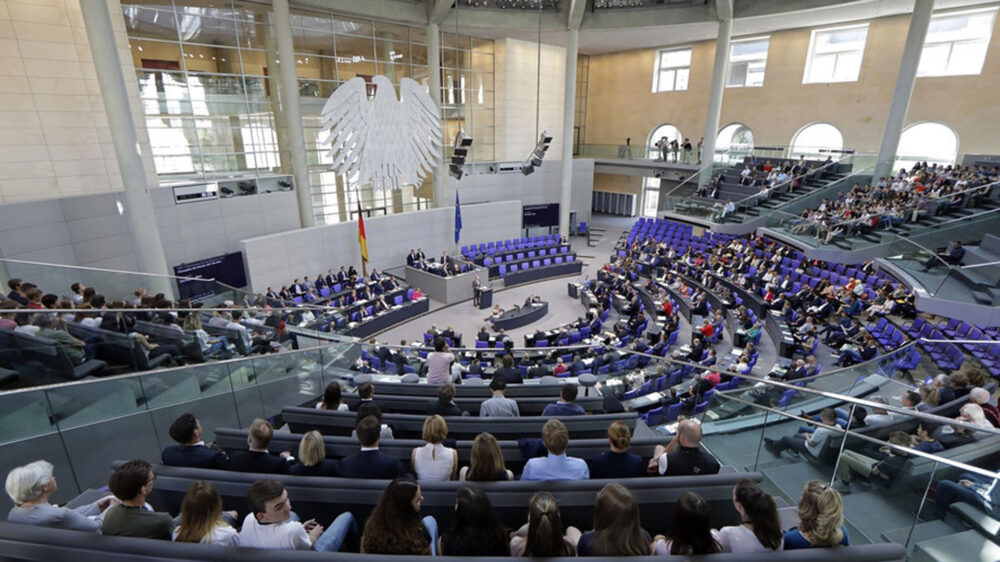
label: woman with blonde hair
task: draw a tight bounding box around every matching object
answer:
[783,480,849,549]
[459,432,513,481]
[183,314,228,357]
[173,481,239,545]
[411,415,458,481]
[919,384,941,408]
[289,431,339,476]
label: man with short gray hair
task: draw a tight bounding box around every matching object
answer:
[970,387,1000,427]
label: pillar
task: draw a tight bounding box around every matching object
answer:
[873,0,935,180]
[80,0,171,295]
[699,17,732,187]
[272,0,315,227]
[558,29,579,240]
[427,23,448,208]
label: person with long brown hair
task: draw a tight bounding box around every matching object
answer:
[510,491,580,557]
[653,492,720,555]
[173,481,238,545]
[439,487,509,556]
[783,480,849,549]
[577,483,651,556]
[361,477,437,555]
[459,432,513,481]
[717,479,783,552]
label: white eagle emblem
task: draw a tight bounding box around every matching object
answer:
[319,76,442,191]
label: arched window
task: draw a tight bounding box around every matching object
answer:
[790,122,844,158]
[646,123,682,159]
[716,123,754,163]
[895,122,958,172]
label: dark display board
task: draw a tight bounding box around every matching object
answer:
[173,252,248,301]
[522,203,560,228]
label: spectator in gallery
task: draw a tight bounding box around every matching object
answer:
[459,432,514,482]
[5,459,113,532]
[101,459,174,540]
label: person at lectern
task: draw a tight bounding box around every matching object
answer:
[472,275,482,307]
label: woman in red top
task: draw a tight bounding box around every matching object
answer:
[662,300,673,316]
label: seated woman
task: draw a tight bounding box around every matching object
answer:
[577,483,651,556]
[315,382,348,411]
[173,481,239,545]
[184,314,230,358]
[717,480,783,552]
[361,478,437,555]
[411,415,458,481]
[510,492,580,557]
[653,492,720,556]
[459,432,514,481]
[439,487,509,556]
[783,480,850,549]
[290,431,339,477]
[5,460,113,532]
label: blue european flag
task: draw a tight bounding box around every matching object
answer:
[454,189,462,244]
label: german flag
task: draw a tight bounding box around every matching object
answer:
[357,201,369,271]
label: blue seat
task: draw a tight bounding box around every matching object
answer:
[543,258,552,266]
[535,339,548,347]
[393,295,403,305]
[666,403,683,422]
[475,340,488,349]
[319,287,331,297]
[777,389,797,408]
[554,257,563,264]
[645,406,664,426]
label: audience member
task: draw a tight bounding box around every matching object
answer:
[479,377,519,417]
[541,383,586,416]
[227,418,293,474]
[648,419,721,476]
[411,415,458,481]
[340,415,407,479]
[493,354,524,384]
[101,459,173,539]
[832,431,911,493]
[316,382,348,411]
[289,431,339,477]
[652,492,720,555]
[970,387,1000,427]
[763,408,839,460]
[576,483,651,556]
[509,491,580,557]
[426,337,456,385]
[439,487,510,556]
[5,460,111,532]
[783,480,849,549]
[459,432,514,481]
[239,478,358,552]
[588,421,645,479]
[522,419,590,481]
[717,479,783,553]
[172,481,239,545]
[361,478,437,555]
[930,470,1000,520]
[351,402,394,441]
[427,383,465,416]
[161,413,228,469]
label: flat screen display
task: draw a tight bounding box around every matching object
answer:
[522,203,560,228]
[173,251,248,301]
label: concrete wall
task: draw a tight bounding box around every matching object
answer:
[240,200,522,293]
[494,38,566,162]
[584,12,1000,158]
[0,0,157,203]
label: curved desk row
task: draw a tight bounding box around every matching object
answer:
[490,301,548,331]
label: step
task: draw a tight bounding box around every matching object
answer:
[881,519,968,559]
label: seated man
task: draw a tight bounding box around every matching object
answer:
[101,460,173,539]
[922,240,965,271]
[588,421,646,479]
[764,408,839,460]
[521,419,590,481]
[161,413,228,469]
[228,418,294,474]
[479,377,519,418]
[492,354,523,385]
[541,383,586,417]
[427,383,465,417]
[339,415,407,479]
[647,419,721,476]
[832,431,912,494]
[930,470,1000,520]
[239,478,359,552]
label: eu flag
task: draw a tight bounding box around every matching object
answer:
[454,189,462,244]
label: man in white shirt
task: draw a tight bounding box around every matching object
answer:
[239,479,358,552]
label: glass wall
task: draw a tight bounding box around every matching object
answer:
[121,1,496,226]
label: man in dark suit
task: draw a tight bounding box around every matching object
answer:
[541,384,586,416]
[339,415,408,479]
[528,360,549,379]
[492,354,523,384]
[324,269,336,288]
[569,354,587,376]
[589,421,646,479]
[161,413,228,469]
[477,326,491,342]
[227,418,293,474]
[427,384,465,416]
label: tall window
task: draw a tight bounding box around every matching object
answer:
[652,48,691,92]
[727,37,769,87]
[790,123,844,158]
[918,8,997,77]
[803,24,869,84]
[716,123,754,163]
[641,178,660,218]
[895,122,958,171]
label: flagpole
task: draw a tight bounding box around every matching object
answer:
[357,198,369,278]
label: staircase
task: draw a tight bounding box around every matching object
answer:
[827,199,1000,250]
[725,168,853,224]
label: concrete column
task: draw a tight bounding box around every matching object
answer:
[427,23,448,208]
[874,0,935,180]
[272,0,315,227]
[558,29,579,240]
[699,17,732,187]
[80,0,170,294]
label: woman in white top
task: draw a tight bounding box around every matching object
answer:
[412,415,458,481]
[717,479,783,553]
[425,338,456,385]
[173,481,239,546]
[316,381,349,411]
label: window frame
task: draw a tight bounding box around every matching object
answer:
[652,47,692,93]
[917,8,998,78]
[802,23,869,84]
[726,36,770,88]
